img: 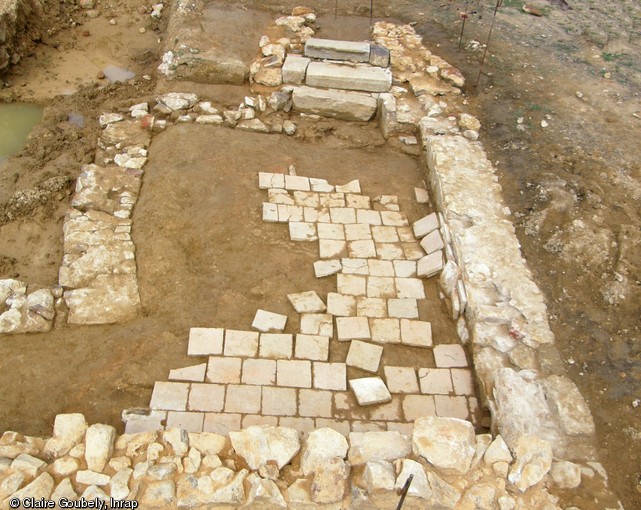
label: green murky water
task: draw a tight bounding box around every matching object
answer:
[0,102,44,165]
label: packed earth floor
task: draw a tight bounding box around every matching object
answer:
[0,0,640,508]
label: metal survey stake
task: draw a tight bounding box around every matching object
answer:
[395,474,414,510]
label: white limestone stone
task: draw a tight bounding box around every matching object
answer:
[295,334,329,361]
[346,340,383,372]
[484,435,513,465]
[259,172,285,190]
[412,416,476,475]
[349,377,392,406]
[110,468,133,500]
[11,454,46,478]
[319,239,347,259]
[287,291,326,313]
[420,229,444,255]
[299,313,334,337]
[51,478,78,502]
[549,461,582,489]
[305,38,370,62]
[348,431,411,465]
[313,259,342,278]
[364,460,396,492]
[336,316,371,341]
[289,222,318,241]
[400,319,432,348]
[292,86,377,122]
[417,251,444,278]
[335,180,361,194]
[414,187,429,204]
[387,299,419,319]
[507,434,553,492]
[282,54,311,84]
[301,428,349,476]
[85,424,116,473]
[394,459,431,500]
[43,413,88,458]
[327,293,356,316]
[169,363,207,382]
[229,426,300,471]
[412,213,439,238]
[76,470,110,486]
[252,310,288,333]
[284,175,311,191]
[188,328,224,356]
[262,202,279,222]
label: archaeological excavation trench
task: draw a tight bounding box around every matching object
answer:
[0,0,631,508]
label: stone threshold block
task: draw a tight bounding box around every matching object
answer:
[306,62,392,93]
[292,86,377,122]
[305,38,370,63]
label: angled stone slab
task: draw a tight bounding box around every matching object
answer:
[287,291,326,313]
[349,377,392,406]
[305,38,370,63]
[292,86,377,122]
[252,309,287,333]
[306,62,392,93]
[417,251,444,278]
[169,363,207,382]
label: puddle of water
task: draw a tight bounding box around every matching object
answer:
[0,102,44,161]
[68,113,85,128]
[103,65,136,82]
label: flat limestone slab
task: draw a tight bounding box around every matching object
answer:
[349,377,392,406]
[292,86,377,122]
[306,62,392,93]
[305,38,370,63]
[282,54,310,84]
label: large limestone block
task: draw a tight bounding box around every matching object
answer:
[507,434,553,492]
[85,424,116,473]
[301,428,348,476]
[542,375,595,436]
[305,38,370,62]
[412,416,476,475]
[44,414,88,458]
[292,86,377,122]
[229,426,300,471]
[348,431,411,465]
[282,54,310,84]
[306,62,392,93]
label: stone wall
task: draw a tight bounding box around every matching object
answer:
[0,0,42,74]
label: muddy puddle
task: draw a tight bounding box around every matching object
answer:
[0,102,44,166]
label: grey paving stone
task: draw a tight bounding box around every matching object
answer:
[259,333,293,359]
[384,366,419,394]
[224,385,262,414]
[346,340,383,373]
[188,328,224,356]
[433,344,468,368]
[336,316,371,341]
[349,377,392,406]
[262,387,297,416]
[252,310,288,333]
[277,360,312,388]
[150,382,189,411]
[313,362,347,391]
[295,334,330,361]
[188,383,226,412]
[242,358,277,385]
[206,356,242,384]
[287,291,327,313]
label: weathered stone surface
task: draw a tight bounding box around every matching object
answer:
[311,457,350,504]
[394,459,431,500]
[110,468,133,500]
[44,414,88,458]
[542,375,595,436]
[237,118,270,133]
[292,86,377,122]
[76,469,111,486]
[484,435,512,465]
[229,426,300,471]
[11,454,46,478]
[85,424,116,473]
[305,38,370,62]
[507,434,553,492]
[412,416,476,475]
[163,428,189,457]
[254,67,283,87]
[349,377,391,406]
[245,472,287,508]
[364,460,395,493]
[8,472,54,503]
[140,480,176,507]
[417,251,443,278]
[369,45,390,67]
[348,431,411,465]
[157,92,199,111]
[51,457,80,477]
[306,62,392,93]
[301,428,348,476]
[282,54,310,84]
[51,478,78,502]
[549,460,581,489]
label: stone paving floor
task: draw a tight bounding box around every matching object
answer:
[132,171,481,435]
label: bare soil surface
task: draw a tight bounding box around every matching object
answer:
[0,0,640,507]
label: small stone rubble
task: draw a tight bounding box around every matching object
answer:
[0,279,55,334]
[0,413,607,509]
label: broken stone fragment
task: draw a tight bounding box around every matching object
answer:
[507,433,553,492]
[228,426,300,471]
[85,424,116,473]
[412,416,476,475]
[157,92,199,111]
[348,431,411,465]
[301,427,348,476]
[349,377,391,406]
[44,413,88,459]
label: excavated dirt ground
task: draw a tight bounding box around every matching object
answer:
[0,0,639,507]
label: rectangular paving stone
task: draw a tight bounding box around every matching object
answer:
[282,54,310,84]
[306,61,392,93]
[293,191,320,207]
[388,299,419,319]
[345,194,371,209]
[370,396,403,421]
[242,359,277,385]
[329,207,357,224]
[397,227,416,243]
[188,327,224,356]
[169,363,207,382]
[337,273,367,296]
[310,179,335,193]
[295,334,330,361]
[252,310,287,333]
[269,189,294,205]
[420,229,444,255]
[225,385,262,414]
[434,395,469,420]
[188,383,226,412]
[289,222,318,242]
[263,202,278,223]
[327,293,356,316]
[319,239,347,259]
[377,243,406,261]
[166,412,204,433]
[304,207,320,223]
[368,259,395,277]
[352,421,387,432]
[367,276,396,298]
[369,318,401,344]
[349,377,392,406]
[348,240,377,258]
[278,204,303,222]
[285,175,311,191]
[313,362,347,391]
[150,382,189,411]
[277,360,312,388]
[259,333,293,359]
[224,330,259,357]
[433,344,468,367]
[384,366,419,394]
[403,395,436,421]
[387,422,414,435]
[317,223,345,240]
[279,417,316,434]
[203,413,241,435]
[305,38,370,62]
[341,258,369,275]
[400,319,432,348]
[287,291,326,313]
[380,211,409,227]
[242,415,278,428]
[336,316,371,341]
[314,259,342,278]
[346,340,383,373]
[206,356,242,384]
[451,369,475,395]
[371,226,399,243]
[393,260,417,277]
[262,387,297,416]
[315,418,351,436]
[124,411,167,434]
[300,313,334,337]
[345,223,372,241]
[417,251,444,278]
[259,172,285,190]
[418,368,453,394]
[412,213,439,238]
[402,242,425,261]
[356,297,387,318]
[395,278,426,299]
[319,192,346,208]
[299,389,333,418]
[356,209,382,225]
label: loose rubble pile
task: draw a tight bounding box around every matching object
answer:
[0,413,604,509]
[0,280,55,333]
